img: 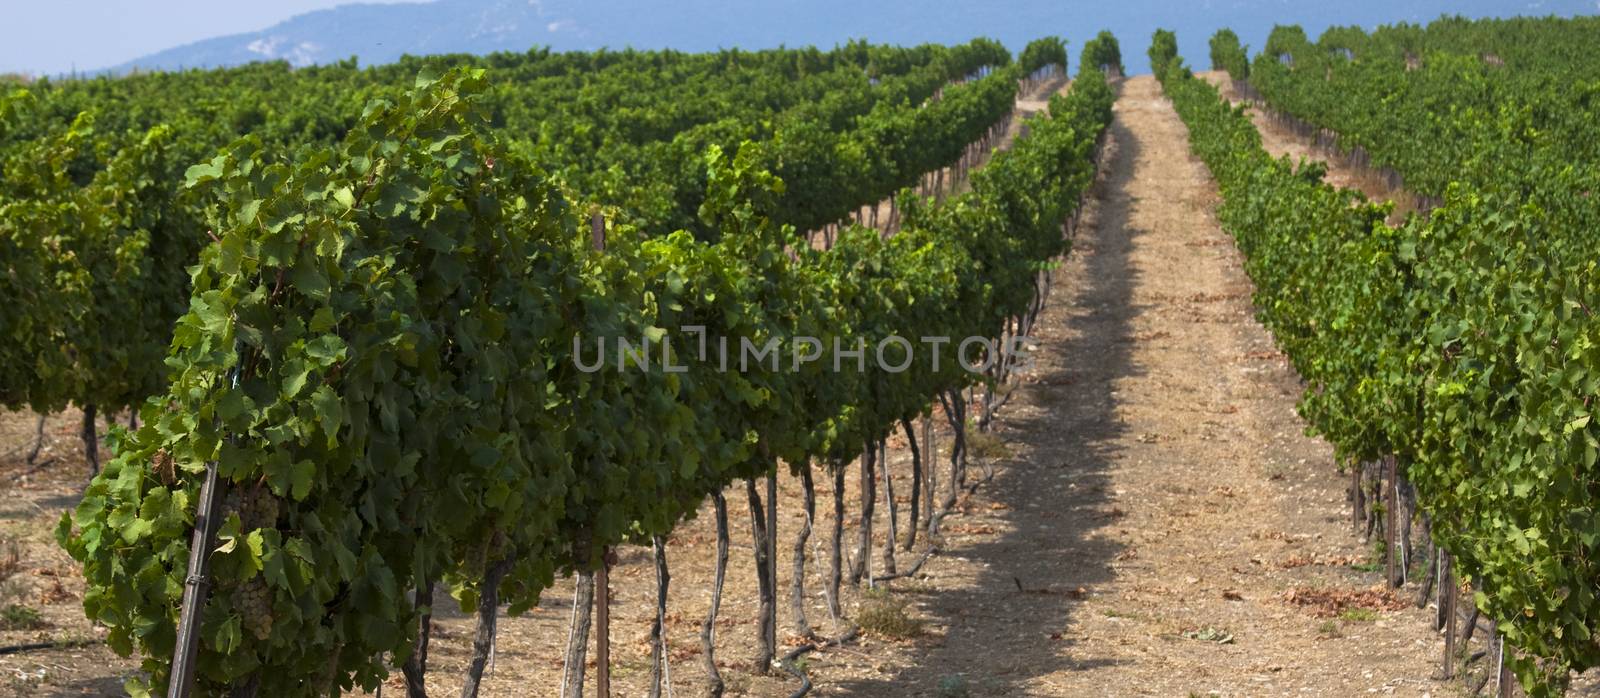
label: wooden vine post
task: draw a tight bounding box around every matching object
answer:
[81,404,100,476]
[1498,642,1515,697]
[596,557,610,696]
[1350,460,1365,531]
[169,459,223,698]
[764,472,778,666]
[827,464,845,618]
[25,414,45,465]
[562,573,595,696]
[589,211,612,698]
[1385,455,1399,587]
[169,366,238,698]
[647,536,670,698]
[702,492,730,695]
[922,413,937,534]
[1441,551,1456,680]
[879,437,897,575]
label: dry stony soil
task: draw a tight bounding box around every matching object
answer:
[0,74,1473,696]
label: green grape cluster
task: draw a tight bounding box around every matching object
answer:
[232,578,273,642]
[221,487,280,533]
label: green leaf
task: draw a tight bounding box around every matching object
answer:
[305,335,346,365]
[245,530,265,571]
[415,67,443,89]
[235,199,262,227]
[183,160,224,187]
[290,460,315,501]
[310,386,344,446]
[209,614,242,655]
[310,307,338,333]
[289,262,331,300]
[281,361,311,398]
[216,389,251,424]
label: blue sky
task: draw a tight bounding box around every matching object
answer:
[0,1,418,75]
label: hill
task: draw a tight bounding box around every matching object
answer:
[105,0,1599,75]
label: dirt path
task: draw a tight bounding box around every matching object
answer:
[1198,71,1417,223]
[0,409,133,697]
[811,74,1450,696]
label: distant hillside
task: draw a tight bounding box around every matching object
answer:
[105,0,1599,75]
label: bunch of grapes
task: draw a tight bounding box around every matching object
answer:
[218,485,282,642]
[243,487,280,530]
[221,485,281,532]
[232,577,274,641]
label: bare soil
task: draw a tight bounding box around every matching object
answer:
[0,407,133,696]
[0,74,1460,697]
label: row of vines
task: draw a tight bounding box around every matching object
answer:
[1157,18,1600,696]
[1,31,1122,697]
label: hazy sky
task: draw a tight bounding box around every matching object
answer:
[0,1,419,75]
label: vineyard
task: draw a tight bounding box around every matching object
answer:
[0,11,1598,698]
